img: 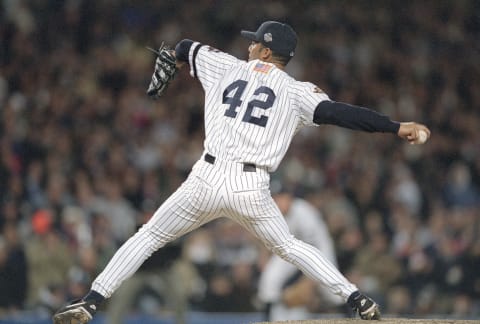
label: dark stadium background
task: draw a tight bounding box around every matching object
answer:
[0,1,479,323]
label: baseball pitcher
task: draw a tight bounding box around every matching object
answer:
[53,20,430,323]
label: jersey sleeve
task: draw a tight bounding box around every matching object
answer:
[291,81,331,127]
[188,42,242,90]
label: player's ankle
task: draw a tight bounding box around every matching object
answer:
[347,291,361,306]
[83,290,105,305]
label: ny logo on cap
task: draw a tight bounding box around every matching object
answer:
[264,33,273,42]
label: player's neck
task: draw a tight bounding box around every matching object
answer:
[259,59,285,70]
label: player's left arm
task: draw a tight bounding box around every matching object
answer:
[175,39,242,90]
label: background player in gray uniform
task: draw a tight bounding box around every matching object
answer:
[53,20,430,323]
[258,184,343,320]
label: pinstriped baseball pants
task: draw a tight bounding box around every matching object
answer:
[91,156,358,301]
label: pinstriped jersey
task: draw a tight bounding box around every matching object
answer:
[187,42,330,172]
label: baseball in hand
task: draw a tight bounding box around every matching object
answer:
[415,130,428,144]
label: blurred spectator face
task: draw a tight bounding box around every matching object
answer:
[444,161,480,208]
[78,246,98,275]
[389,162,422,215]
[184,229,214,265]
[3,222,19,246]
[67,267,90,300]
[364,210,384,237]
[46,172,67,205]
[408,250,432,274]
[1,199,19,223]
[449,162,472,189]
[209,273,232,296]
[231,262,253,286]
[327,210,355,237]
[338,226,363,251]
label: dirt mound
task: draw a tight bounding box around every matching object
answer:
[253,318,477,324]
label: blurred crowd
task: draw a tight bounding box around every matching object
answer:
[0,0,479,320]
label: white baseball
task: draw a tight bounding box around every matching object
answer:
[416,130,428,144]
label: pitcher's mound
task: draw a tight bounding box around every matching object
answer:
[254,319,476,324]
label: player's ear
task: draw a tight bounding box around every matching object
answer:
[260,47,272,61]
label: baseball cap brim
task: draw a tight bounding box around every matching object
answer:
[240,30,260,42]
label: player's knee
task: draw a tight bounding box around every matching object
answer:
[270,238,296,261]
[138,223,172,250]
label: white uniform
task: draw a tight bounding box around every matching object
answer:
[91,42,358,303]
[258,198,343,320]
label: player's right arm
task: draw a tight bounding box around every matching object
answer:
[314,100,431,143]
[175,39,242,91]
[294,81,430,143]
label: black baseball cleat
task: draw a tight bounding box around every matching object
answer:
[347,291,381,320]
[52,299,97,324]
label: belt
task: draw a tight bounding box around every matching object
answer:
[204,153,256,172]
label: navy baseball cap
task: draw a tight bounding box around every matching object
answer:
[241,21,297,58]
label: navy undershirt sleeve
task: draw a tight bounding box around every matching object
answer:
[175,39,194,62]
[313,100,400,133]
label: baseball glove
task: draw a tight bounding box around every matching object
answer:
[146,43,178,99]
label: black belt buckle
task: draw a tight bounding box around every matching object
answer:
[243,163,256,172]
